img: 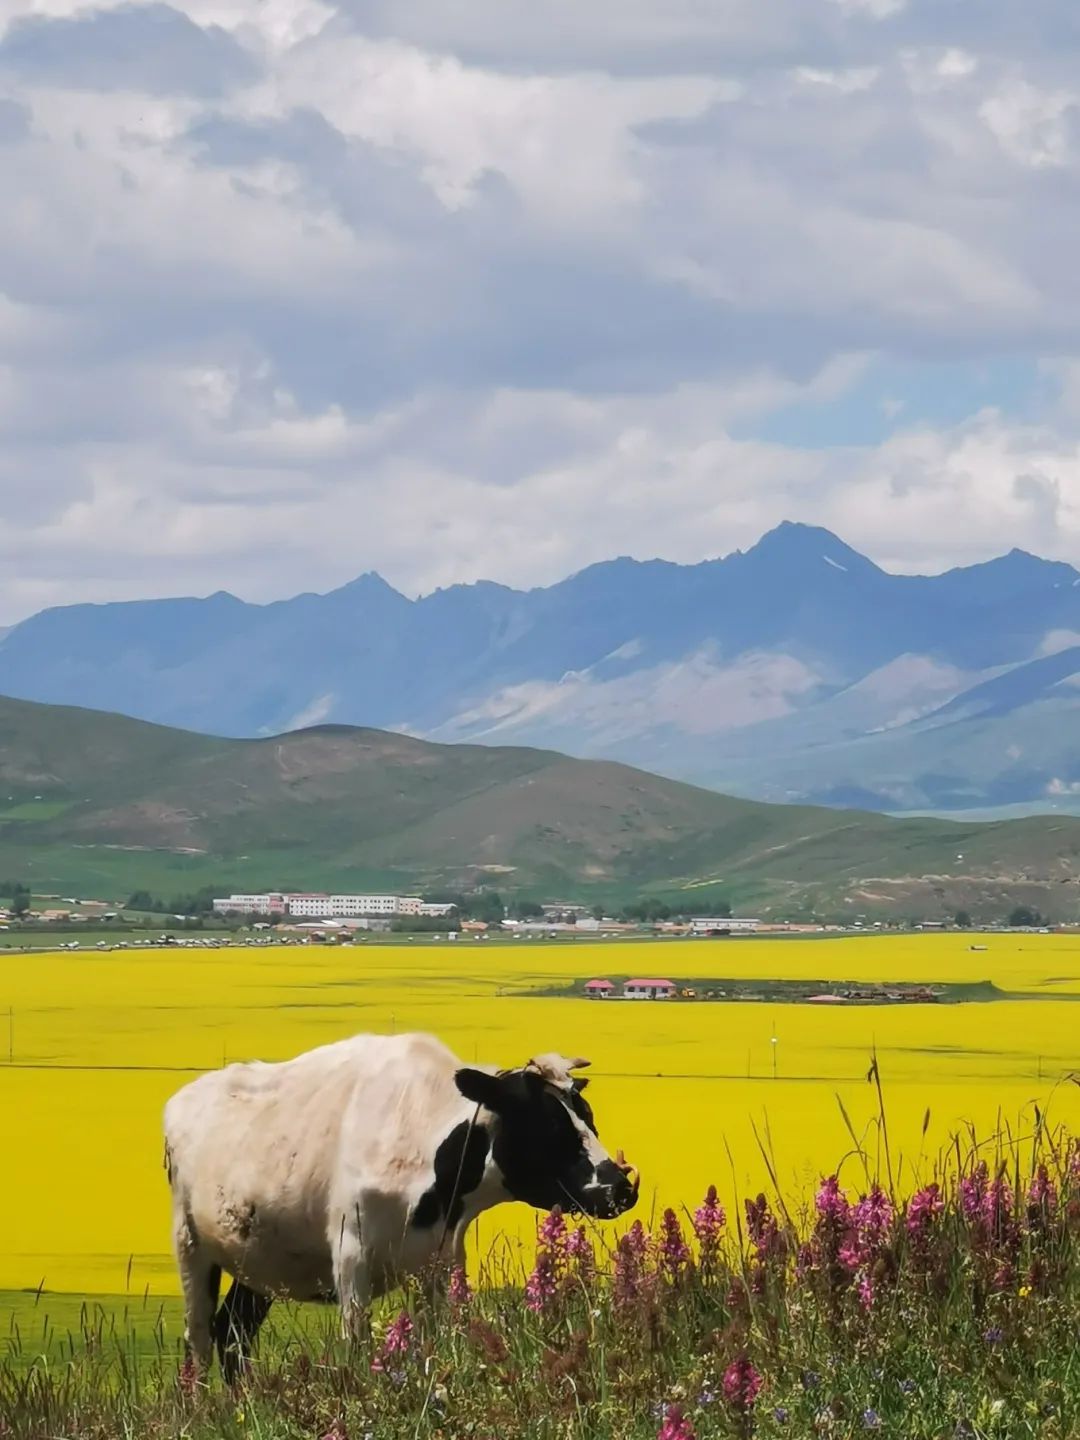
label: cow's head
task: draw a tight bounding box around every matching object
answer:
[455,1053,639,1218]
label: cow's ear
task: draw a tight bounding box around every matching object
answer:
[572,1077,590,1093]
[455,1068,506,1113]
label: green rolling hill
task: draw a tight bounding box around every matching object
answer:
[1,694,1079,920]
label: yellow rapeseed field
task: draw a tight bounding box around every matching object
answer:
[2,933,1079,1298]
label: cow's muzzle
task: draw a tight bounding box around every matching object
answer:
[579,1152,640,1218]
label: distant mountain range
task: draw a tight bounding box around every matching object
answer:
[3,522,1080,814]
[3,695,1080,919]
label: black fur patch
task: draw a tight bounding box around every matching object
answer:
[214,1280,272,1383]
[412,1120,491,1229]
[487,1074,595,1211]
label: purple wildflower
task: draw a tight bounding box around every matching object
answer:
[448,1265,472,1308]
[659,1208,691,1281]
[906,1183,943,1237]
[990,1260,1014,1292]
[745,1194,786,1268]
[722,1355,762,1411]
[773,1406,790,1424]
[693,1185,726,1245]
[383,1312,412,1356]
[624,1218,650,1259]
[960,1163,988,1222]
[371,1312,413,1374]
[657,1405,696,1440]
[525,1248,557,1313]
[614,1230,643,1308]
[1029,1164,1057,1207]
[982,1175,1013,1230]
[838,1236,867,1273]
[565,1226,595,1280]
[863,1408,881,1430]
[983,1325,1004,1346]
[538,1206,568,1254]
[853,1185,893,1238]
[815,1175,850,1222]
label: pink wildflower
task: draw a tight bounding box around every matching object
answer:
[1028,1164,1057,1211]
[854,1185,893,1238]
[538,1206,568,1254]
[448,1265,472,1308]
[906,1183,943,1237]
[658,1404,697,1440]
[614,1230,643,1308]
[624,1219,650,1259]
[178,1353,197,1396]
[372,1311,413,1373]
[659,1208,691,1281]
[319,1424,348,1440]
[991,1261,1014,1292]
[981,1175,1015,1246]
[565,1226,595,1279]
[815,1175,850,1223]
[838,1236,867,1273]
[525,1248,557,1313]
[693,1185,726,1243]
[857,1271,875,1310]
[960,1163,988,1222]
[722,1354,763,1411]
[383,1312,412,1356]
[745,1194,785,1264]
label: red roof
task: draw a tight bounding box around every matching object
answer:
[625,978,675,988]
[585,978,614,988]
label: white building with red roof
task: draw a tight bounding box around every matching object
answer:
[622,978,676,1000]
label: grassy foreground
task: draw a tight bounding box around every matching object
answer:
[4,1121,1080,1440]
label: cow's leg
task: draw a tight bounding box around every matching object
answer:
[333,1215,372,1342]
[213,1279,272,1384]
[173,1207,219,1372]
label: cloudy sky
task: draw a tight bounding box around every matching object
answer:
[2,0,1080,622]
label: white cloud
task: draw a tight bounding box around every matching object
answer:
[1,0,1080,623]
[980,79,1077,169]
[1038,629,1080,657]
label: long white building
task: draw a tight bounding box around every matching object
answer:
[689,916,760,934]
[211,892,456,919]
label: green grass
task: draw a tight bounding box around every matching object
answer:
[2,1292,185,1370]
[0,801,72,822]
[4,1124,1080,1439]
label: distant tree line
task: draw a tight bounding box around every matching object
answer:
[126,886,219,918]
[0,881,31,917]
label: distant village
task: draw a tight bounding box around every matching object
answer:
[579,977,944,1005]
[0,886,1062,948]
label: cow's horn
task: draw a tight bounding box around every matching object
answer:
[526,1052,592,1078]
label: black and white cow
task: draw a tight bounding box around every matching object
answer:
[164,1031,638,1377]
